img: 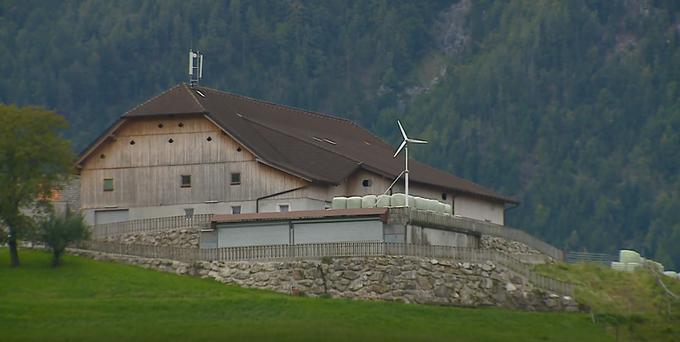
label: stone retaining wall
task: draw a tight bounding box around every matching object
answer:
[102,228,199,248]
[69,249,580,312]
[101,230,546,261]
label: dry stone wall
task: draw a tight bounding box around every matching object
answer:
[101,230,545,261]
[69,249,580,312]
[102,228,199,248]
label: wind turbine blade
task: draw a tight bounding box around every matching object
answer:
[397,120,408,140]
[407,138,428,144]
[393,140,407,158]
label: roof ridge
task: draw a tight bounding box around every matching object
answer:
[182,83,208,113]
[121,84,184,117]
[197,85,364,128]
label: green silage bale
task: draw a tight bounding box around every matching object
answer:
[331,197,347,209]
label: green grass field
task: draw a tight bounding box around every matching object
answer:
[0,248,610,341]
[535,262,680,341]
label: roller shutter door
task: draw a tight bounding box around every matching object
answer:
[217,224,289,247]
[94,209,129,224]
[294,220,382,244]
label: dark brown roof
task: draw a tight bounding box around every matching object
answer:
[89,83,518,204]
[213,208,389,224]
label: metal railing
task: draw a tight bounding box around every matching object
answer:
[81,240,573,296]
[566,251,616,265]
[90,214,213,239]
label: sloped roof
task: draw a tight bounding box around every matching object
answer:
[87,83,518,204]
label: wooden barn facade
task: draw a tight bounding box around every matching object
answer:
[76,84,517,225]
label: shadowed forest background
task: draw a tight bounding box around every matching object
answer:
[1,0,679,267]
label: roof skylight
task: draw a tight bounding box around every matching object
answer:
[312,136,337,145]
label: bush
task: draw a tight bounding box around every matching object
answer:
[36,211,90,267]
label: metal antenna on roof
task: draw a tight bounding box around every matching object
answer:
[387,120,428,207]
[188,49,204,87]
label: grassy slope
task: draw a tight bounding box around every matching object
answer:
[0,248,609,342]
[535,263,680,341]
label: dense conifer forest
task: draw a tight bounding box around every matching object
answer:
[1,0,678,267]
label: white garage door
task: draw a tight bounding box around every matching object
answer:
[294,220,382,244]
[94,209,129,225]
[218,224,289,247]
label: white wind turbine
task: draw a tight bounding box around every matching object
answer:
[391,120,428,206]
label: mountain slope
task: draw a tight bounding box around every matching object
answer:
[0,0,678,266]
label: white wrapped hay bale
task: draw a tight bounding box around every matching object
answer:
[361,195,377,208]
[376,194,391,208]
[390,193,415,207]
[662,271,678,279]
[391,193,406,207]
[331,197,347,209]
[619,250,642,264]
[346,196,362,209]
[415,197,429,211]
[625,262,641,272]
[444,203,453,215]
[434,201,446,214]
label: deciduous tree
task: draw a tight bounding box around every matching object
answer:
[35,211,90,267]
[0,104,74,267]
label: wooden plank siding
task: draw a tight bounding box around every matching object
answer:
[80,116,307,209]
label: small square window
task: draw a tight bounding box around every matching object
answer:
[103,178,114,192]
[230,172,241,185]
[278,204,289,213]
[231,206,241,215]
[181,175,191,188]
[362,179,372,187]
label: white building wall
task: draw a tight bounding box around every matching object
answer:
[83,197,327,225]
[454,195,504,225]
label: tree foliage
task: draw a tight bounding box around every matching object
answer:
[35,211,90,267]
[0,104,74,266]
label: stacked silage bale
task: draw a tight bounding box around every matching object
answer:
[611,250,675,277]
[329,193,454,216]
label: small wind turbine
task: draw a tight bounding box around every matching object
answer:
[392,120,427,206]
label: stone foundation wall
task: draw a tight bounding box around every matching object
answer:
[101,230,545,259]
[101,229,199,248]
[69,249,579,312]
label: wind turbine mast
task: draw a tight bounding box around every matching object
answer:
[392,120,428,206]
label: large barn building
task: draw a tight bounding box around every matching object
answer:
[76,84,517,226]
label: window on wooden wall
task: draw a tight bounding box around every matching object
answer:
[362,179,372,187]
[231,206,241,215]
[103,178,114,192]
[181,175,191,188]
[278,204,290,213]
[230,172,241,185]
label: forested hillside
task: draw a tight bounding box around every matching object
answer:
[1,0,678,267]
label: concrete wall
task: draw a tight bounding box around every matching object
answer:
[454,195,505,225]
[405,224,479,248]
[83,197,328,225]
